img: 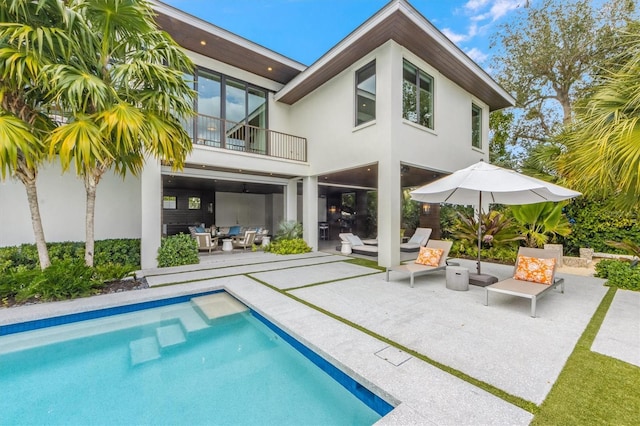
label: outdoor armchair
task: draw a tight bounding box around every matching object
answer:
[232,230,257,250]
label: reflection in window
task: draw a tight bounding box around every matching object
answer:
[402,59,434,129]
[197,71,221,147]
[163,196,177,209]
[355,61,376,126]
[188,197,201,210]
[472,103,482,149]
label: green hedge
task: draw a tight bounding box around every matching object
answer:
[562,200,639,255]
[595,259,640,291]
[157,234,199,267]
[0,238,141,273]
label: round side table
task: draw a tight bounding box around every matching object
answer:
[341,240,352,255]
[221,238,233,252]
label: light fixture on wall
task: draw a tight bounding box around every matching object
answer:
[329,205,337,214]
[422,203,431,214]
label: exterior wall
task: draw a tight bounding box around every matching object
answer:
[0,162,141,247]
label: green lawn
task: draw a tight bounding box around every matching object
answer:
[532,287,640,425]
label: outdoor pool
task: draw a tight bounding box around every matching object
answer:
[0,292,391,425]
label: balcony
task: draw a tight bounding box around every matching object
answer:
[186,114,307,162]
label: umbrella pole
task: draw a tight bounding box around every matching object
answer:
[477,192,482,275]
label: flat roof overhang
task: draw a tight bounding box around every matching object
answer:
[152,1,306,85]
[275,0,515,111]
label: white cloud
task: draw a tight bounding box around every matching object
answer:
[465,47,489,64]
[464,0,491,12]
[442,28,469,44]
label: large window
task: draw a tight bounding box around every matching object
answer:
[402,59,434,129]
[355,61,376,126]
[471,103,482,149]
[187,69,268,152]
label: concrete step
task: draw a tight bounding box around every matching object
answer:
[156,323,187,349]
[191,293,249,323]
[129,336,161,366]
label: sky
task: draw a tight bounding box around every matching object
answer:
[161,0,530,70]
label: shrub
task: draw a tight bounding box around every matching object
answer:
[157,233,199,267]
[275,221,303,240]
[2,260,103,303]
[263,238,311,255]
[0,239,141,272]
[562,199,639,255]
[595,259,640,291]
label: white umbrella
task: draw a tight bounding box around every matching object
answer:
[410,161,581,281]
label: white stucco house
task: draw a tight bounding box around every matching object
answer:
[0,0,514,269]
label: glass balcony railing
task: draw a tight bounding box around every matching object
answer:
[185,114,307,162]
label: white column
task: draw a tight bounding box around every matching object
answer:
[377,159,401,267]
[285,179,298,222]
[140,158,162,269]
[302,176,318,250]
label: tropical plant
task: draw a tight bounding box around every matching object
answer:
[0,0,72,269]
[595,259,640,290]
[452,209,522,249]
[511,202,572,248]
[2,0,195,267]
[401,188,421,232]
[275,220,303,240]
[605,239,640,259]
[558,29,640,211]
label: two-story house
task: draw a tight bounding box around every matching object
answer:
[0,0,514,269]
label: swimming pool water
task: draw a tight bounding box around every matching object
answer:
[0,299,385,425]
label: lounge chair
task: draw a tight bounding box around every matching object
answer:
[232,230,257,250]
[195,233,218,254]
[338,233,378,256]
[484,247,565,317]
[385,240,453,287]
[400,227,432,252]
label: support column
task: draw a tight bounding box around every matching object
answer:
[377,160,401,267]
[140,158,162,269]
[302,176,318,251]
[285,179,298,222]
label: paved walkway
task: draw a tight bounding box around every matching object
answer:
[1,251,637,425]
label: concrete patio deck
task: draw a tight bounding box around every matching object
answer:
[1,251,636,425]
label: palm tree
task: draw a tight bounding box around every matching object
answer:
[559,30,640,211]
[511,202,572,248]
[0,0,75,269]
[44,0,195,266]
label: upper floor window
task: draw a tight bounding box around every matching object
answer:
[185,68,268,151]
[355,61,376,126]
[471,103,482,149]
[402,59,434,129]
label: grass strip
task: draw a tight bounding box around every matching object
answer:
[247,274,538,414]
[532,287,640,425]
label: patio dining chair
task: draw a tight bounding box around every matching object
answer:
[195,233,218,254]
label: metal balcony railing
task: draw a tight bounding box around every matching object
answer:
[185,114,307,162]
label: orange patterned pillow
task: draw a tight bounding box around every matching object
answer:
[415,247,444,267]
[514,255,556,285]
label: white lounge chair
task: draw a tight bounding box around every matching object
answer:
[385,240,453,287]
[484,247,565,317]
[400,227,432,252]
[338,233,378,256]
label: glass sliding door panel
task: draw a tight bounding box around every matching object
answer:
[225,79,247,150]
[248,87,267,154]
[197,71,221,146]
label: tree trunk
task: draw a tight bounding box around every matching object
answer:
[84,173,98,267]
[15,164,51,269]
